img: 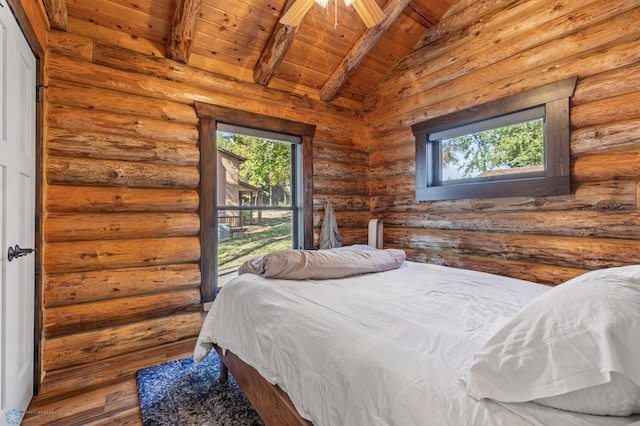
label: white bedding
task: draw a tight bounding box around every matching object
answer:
[194,261,640,426]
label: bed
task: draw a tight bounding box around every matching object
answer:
[194,246,640,426]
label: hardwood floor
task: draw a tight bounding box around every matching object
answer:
[23,339,197,425]
[24,379,142,425]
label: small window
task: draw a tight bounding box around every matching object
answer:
[412,77,577,201]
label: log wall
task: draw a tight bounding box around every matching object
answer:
[366,0,640,285]
[37,0,640,397]
[41,28,369,392]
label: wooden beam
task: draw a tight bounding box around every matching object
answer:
[414,0,504,51]
[42,0,68,31]
[404,1,440,28]
[319,0,411,102]
[253,0,299,86]
[166,0,202,63]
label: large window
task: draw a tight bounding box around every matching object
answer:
[196,104,315,302]
[216,126,302,287]
[412,77,577,201]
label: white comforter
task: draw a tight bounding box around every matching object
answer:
[194,261,640,426]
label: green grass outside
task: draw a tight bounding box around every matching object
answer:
[218,214,292,273]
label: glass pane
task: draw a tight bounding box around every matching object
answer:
[441,118,544,181]
[217,132,293,207]
[218,210,293,286]
[216,131,296,288]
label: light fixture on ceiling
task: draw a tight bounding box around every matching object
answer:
[280,0,385,29]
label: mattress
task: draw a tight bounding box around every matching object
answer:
[194,261,640,426]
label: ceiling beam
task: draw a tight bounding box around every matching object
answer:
[320,0,411,102]
[405,2,438,28]
[414,0,495,51]
[254,0,300,86]
[166,0,202,63]
[42,0,68,31]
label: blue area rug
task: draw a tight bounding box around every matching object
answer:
[136,350,264,426]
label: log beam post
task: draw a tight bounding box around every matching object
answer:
[254,0,299,86]
[166,0,202,63]
[42,0,68,31]
[319,0,411,102]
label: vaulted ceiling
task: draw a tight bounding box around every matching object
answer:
[44,0,456,109]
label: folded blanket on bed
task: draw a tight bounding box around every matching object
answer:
[238,245,406,280]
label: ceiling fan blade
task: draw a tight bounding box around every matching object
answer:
[279,0,316,27]
[352,0,385,28]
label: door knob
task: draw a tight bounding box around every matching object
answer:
[7,244,35,262]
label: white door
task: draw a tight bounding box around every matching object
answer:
[0,2,36,424]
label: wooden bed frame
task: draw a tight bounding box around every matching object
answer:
[214,344,313,426]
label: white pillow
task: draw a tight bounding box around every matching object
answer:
[534,372,640,416]
[464,265,640,416]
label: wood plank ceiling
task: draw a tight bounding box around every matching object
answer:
[45,0,455,108]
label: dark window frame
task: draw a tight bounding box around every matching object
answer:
[196,103,315,302]
[412,77,577,201]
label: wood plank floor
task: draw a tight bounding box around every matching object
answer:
[24,379,142,425]
[23,339,197,425]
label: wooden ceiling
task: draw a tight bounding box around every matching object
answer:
[46,0,455,108]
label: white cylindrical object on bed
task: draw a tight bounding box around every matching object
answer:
[368,219,383,249]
